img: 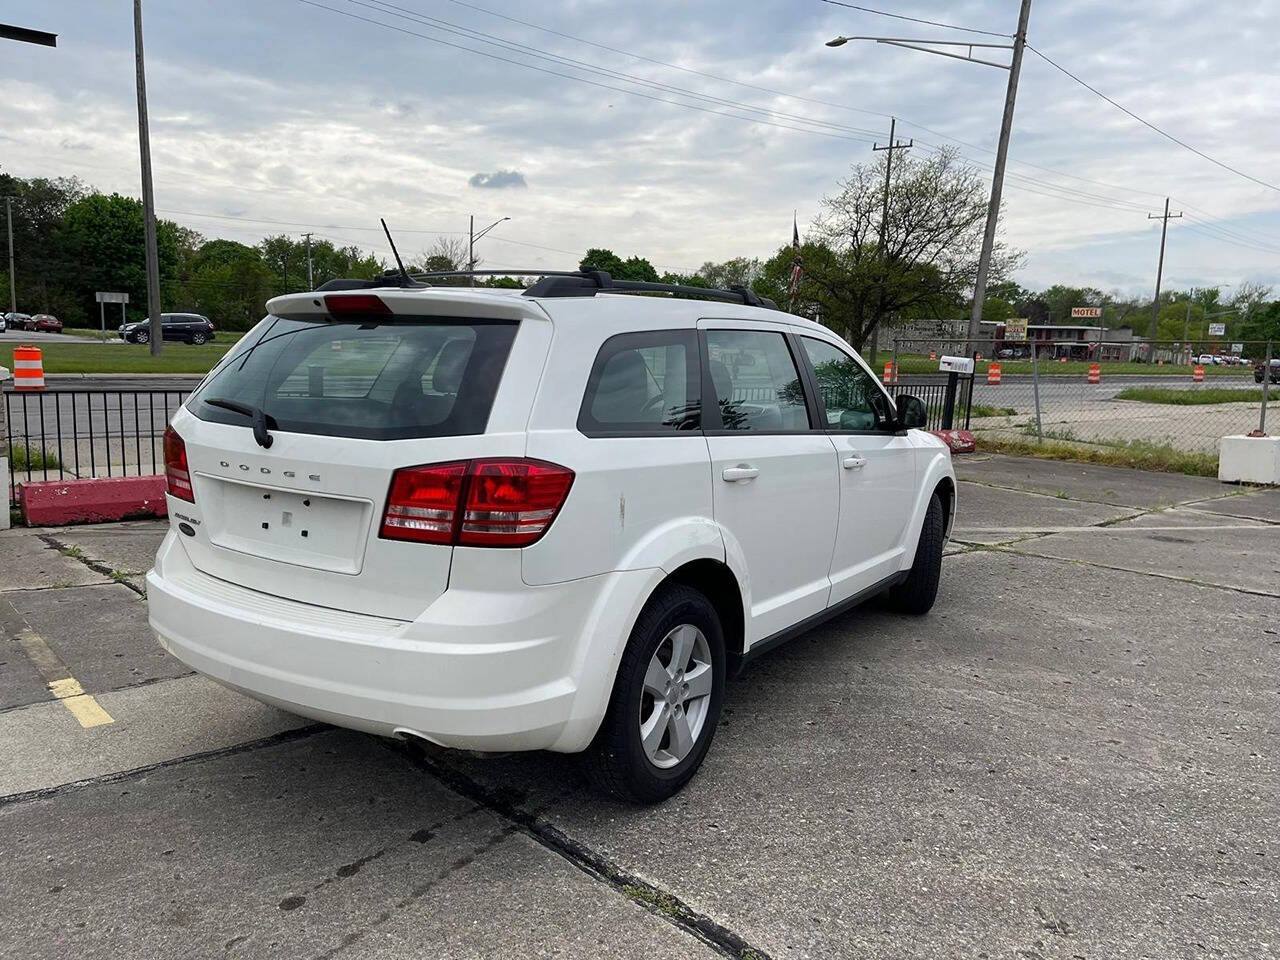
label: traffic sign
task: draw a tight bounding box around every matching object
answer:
[95,291,129,304]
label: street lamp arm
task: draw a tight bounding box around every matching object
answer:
[831,36,1013,49]
[875,39,1011,69]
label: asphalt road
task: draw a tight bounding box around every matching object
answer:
[0,329,73,343]
[2,455,1278,958]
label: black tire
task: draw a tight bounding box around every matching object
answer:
[888,492,944,616]
[584,584,726,804]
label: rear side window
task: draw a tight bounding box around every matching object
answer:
[578,330,701,435]
[190,315,517,440]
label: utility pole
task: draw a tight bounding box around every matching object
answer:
[867,117,912,365]
[5,197,14,313]
[133,0,163,356]
[967,0,1033,348]
[303,232,314,290]
[1147,197,1183,357]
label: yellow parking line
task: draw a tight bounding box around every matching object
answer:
[14,631,115,729]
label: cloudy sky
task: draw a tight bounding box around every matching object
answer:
[3,0,1278,295]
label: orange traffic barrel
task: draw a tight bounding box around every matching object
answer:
[987,362,1002,385]
[882,361,898,384]
[1192,364,1205,383]
[13,345,44,391]
[1087,363,1100,384]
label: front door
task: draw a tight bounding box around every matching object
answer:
[798,335,916,604]
[699,322,839,646]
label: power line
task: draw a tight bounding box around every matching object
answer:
[1026,44,1280,195]
[295,0,877,145]
[817,0,1009,38]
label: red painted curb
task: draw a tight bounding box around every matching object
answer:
[930,429,976,454]
[19,475,168,526]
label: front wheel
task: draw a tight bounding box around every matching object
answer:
[135,330,149,344]
[585,584,725,803]
[190,332,206,345]
[888,492,945,616]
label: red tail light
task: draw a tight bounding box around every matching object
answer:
[163,426,195,502]
[380,459,574,548]
[380,461,468,544]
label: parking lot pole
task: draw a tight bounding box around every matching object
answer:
[1031,346,1043,440]
[1261,340,1272,435]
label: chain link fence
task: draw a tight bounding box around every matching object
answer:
[891,337,1275,468]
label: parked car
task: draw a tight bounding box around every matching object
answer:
[1196,354,1218,366]
[147,274,955,802]
[5,312,32,331]
[0,313,6,332]
[31,314,62,333]
[120,312,216,344]
[1255,359,1280,384]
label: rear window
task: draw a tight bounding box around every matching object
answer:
[189,315,518,440]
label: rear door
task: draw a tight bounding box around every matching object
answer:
[698,320,838,644]
[797,334,916,603]
[170,302,535,620]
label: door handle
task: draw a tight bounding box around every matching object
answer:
[722,465,759,482]
[842,456,867,470]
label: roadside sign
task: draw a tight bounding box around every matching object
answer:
[94,292,130,341]
[1232,342,1244,353]
[1208,322,1226,336]
[1004,317,1029,341]
[1070,306,1102,319]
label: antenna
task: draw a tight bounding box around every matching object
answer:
[380,218,415,286]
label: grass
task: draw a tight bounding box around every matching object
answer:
[969,403,1018,418]
[8,340,234,375]
[9,444,61,471]
[894,354,1251,377]
[977,433,1219,477]
[1114,386,1270,405]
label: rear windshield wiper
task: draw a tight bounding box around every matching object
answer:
[203,397,277,449]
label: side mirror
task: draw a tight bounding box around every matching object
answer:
[893,394,927,430]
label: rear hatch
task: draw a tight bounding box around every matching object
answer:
[167,289,547,621]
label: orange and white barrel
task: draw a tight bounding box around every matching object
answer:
[882,361,898,385]
[1192,364,1205,383]
[928,350,937,361]
[1087,363,1100,384]
[987,362,1002,385]
[13,345,44,391]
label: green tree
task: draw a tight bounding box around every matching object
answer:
[578,248,659,281]
[801,146,1019,349]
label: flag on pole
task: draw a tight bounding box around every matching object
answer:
[788,213,803,308]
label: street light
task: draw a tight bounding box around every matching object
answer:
[825,0,1034,348]
[468,216,510,287]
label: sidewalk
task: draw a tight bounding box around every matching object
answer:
[3,454,1278,958]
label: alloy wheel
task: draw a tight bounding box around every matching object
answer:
[638,624,713,769]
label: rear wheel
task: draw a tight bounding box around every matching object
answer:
[585,584,725,803]
[888,492,944,616]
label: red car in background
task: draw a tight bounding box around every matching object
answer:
[31,314,63,333]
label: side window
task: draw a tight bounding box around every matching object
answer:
[801,337,893,431]
[705,329,812,432]
[578,330,701,435]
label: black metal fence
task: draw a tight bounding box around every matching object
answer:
[888,375,975,432]
[5,388,188,504]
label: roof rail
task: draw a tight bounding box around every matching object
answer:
[412,269,778,309]
[318,269,780,309]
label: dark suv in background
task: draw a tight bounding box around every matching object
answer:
[120,313,216,345]
[1256,358,1280,384]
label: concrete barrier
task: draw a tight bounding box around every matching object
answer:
[18,475,168,526]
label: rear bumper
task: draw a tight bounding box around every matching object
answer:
[146,531,657,753]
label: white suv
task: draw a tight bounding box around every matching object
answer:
[147,272,956,802]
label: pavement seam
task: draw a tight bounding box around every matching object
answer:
[970,543,1280,599]
[393,740,773,960]
[35,533,146,598]
[0,723,326,807]
[0,669,198,716]
[956,477,1149,510]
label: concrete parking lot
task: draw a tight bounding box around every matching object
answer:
[2,454,1277,959]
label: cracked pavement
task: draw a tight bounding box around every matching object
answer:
[2,454,1278,959]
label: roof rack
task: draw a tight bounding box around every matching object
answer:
[413,269,780,309]
[315,269,779,310]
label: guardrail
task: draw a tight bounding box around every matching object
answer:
[5,388,189,504]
